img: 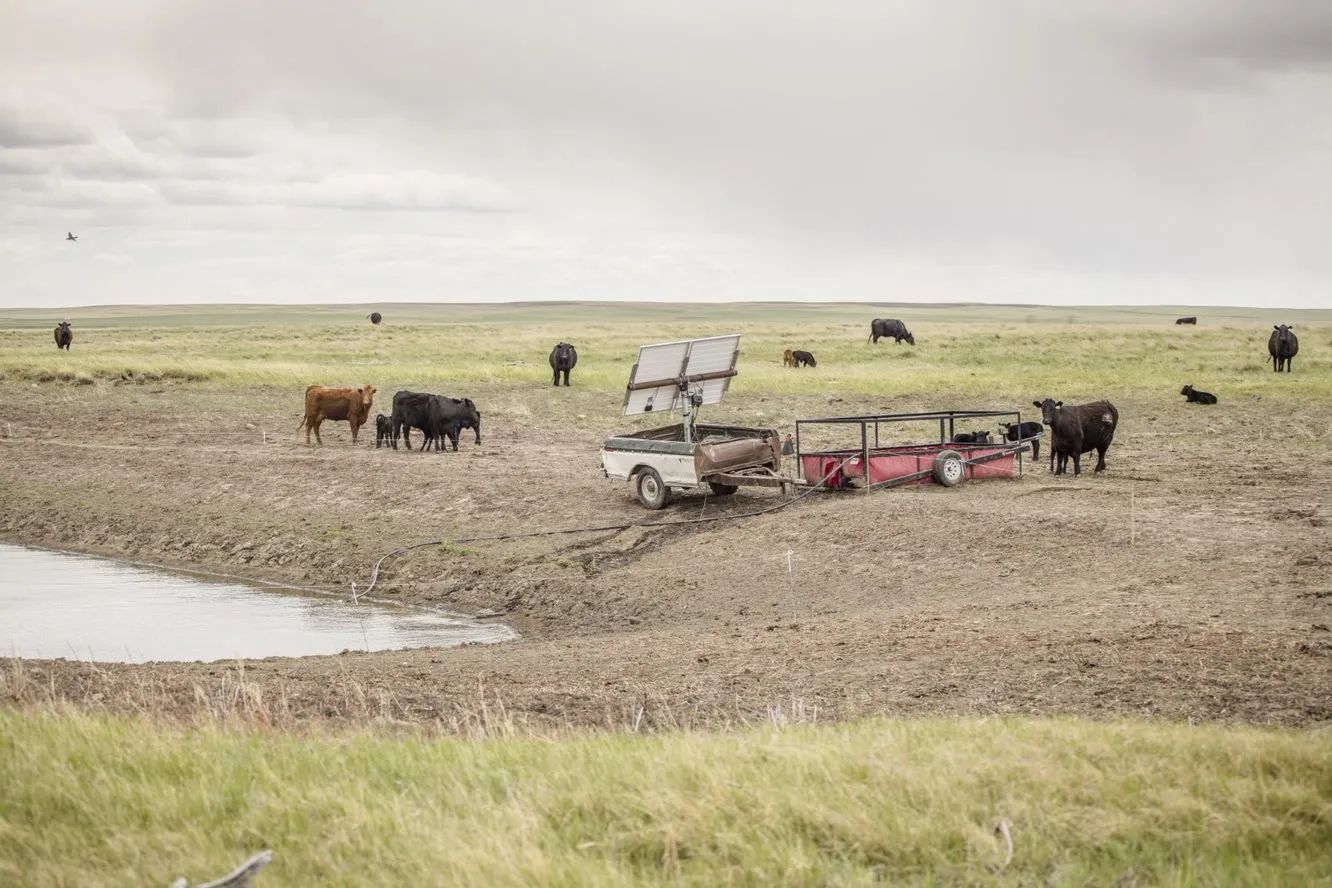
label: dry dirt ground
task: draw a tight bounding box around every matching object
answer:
[1,381,1328,729]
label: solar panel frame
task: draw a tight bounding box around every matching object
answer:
[622,334,740,416]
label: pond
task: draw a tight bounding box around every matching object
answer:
[0,543,514,663]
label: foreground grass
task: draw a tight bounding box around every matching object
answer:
[2,712,1329,886]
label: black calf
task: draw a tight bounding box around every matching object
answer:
[1180,385,1217,405]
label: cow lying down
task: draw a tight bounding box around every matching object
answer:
[1180,385,1217,405]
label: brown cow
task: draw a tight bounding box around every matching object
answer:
[782,349,795,367]
[300,384,376,445]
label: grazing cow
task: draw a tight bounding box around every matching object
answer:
[1175,316,1197,325]
[1033,398,1119,476]
[421,396,482,452]
[868,318,914,345]
[1267,325,1298,373]
[952,431,991,444]
[999,421,1044,460]
[374,413,392,447]
[1180,385,1217,405]
[782,349,796,367]
[791,349,817,368]
[53,321,73,350]
[368,312,383,325]
[550,342,578,386]
[300,384,376,445]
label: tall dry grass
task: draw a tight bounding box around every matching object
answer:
[2,708,1329,886]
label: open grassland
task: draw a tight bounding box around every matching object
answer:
[2,303,1329,886]
[2,710,1329,886]
[2,302,1330,404]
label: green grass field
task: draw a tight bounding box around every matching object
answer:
[2,302,1329,402]
[2,710,1329,886]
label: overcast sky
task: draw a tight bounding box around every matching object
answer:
[2,1,1330,309]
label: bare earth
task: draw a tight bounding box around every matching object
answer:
[1,382,1328,729]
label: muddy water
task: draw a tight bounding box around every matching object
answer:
[0,543,514,663]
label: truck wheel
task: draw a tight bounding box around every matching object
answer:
[708,482,739,496]
[932,450,966,487]
[635,468,673,509]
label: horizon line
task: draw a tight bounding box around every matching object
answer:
[2,298,1328,313]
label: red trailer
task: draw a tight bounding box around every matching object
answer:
[795,410,1036,490]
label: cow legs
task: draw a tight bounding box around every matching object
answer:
[563,369,571,386]
[1095,445,1108,472]
[552,369,559,386]
[1071,453,1081,476]
[312,419,323,445]
[1031,439,1040,461]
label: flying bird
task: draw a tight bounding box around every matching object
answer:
[66,232,78,242]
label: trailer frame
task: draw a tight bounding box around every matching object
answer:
[795,409,1036,490]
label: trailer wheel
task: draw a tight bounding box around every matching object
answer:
[708,482,739,496]
[932,449,966,487]
[634,467,673,509]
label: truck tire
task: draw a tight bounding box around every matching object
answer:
[635,467,673,509]
[932,449,966,487]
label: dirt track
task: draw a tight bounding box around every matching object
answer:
[1,382,1329,728]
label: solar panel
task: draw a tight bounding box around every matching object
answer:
[623,334,741,416]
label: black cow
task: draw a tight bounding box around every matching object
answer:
[952,431,991,444]
[421,396,482,452]
[1033,398,1119,476]
[999,421,1043,461]
[54,321,73,350]
[791,349,817,367]
[550,342,578,386]
[374,413,392,448]
[390,390,434,450]
[1175,316,1197,325]
[868,318,914,345]
[1180,385,1217,405]
[1267,325,1298,373]
[368,312,383,325]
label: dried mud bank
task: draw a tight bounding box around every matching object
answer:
[2,382,1329,729]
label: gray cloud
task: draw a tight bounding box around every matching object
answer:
[0,106,91,148]
[1,1,1329,308]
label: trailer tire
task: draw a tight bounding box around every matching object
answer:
[932,449,966,487]
[634,467,673,509]
[707,482,739,496]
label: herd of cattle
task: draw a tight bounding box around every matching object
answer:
[44,315,1307,476]
[299,384,482,451]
